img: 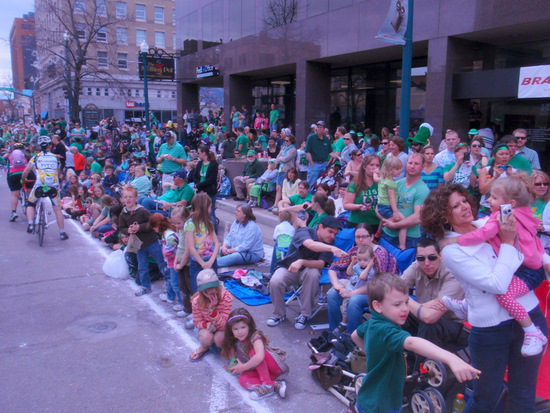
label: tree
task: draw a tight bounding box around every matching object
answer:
[0,76,28,122]
[35,0,128,122]
[263,0,298,29]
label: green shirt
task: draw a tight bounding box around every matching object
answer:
[236,134,249,154]
[382,178,429,239]
[269,109,279,125]
[308,212,328,228]
[356,311,411,412]
[157,142,186,174]
[347,181,379,225]
[90,161,103,174]
[531,198,547,220]
[289,193,314,216]
[243,159,264,179]
[378,178,398,207]
[257,134,268,150]
[305,133,332,163]
[159,183,194,205]
[333,137,346,153]
[508,154,532,175]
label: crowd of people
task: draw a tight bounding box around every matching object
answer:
[2,113,549,411]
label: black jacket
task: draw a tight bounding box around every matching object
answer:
[192,160,219,197]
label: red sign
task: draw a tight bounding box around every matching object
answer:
[126,100,135,108]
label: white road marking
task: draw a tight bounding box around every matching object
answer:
[67,218,274,413]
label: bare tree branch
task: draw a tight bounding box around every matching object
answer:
[263,0,297,29]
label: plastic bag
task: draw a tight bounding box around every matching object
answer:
[102,249,130,279]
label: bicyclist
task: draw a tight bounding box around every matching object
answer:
[21,135,69,240]
[4,142,32,222]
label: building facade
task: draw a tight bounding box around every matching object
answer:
[10,13,37,93]
[35,0,177,128]
[175,0,550,152]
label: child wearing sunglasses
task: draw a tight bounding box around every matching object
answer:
[442,176,549,357]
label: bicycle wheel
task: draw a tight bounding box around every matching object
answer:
[19,189,28,216]
[37,202,46,247]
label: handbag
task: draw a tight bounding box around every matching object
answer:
[126,233,143,253]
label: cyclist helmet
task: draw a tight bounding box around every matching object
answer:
[38,135,52,149]
[13,142,25,150]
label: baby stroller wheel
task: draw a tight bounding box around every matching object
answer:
[423,359,447,388]
[410,389,435,413]
[424,387,445,413]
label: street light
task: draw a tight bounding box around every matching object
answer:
[63,30,72,122]
[140,40,150,131]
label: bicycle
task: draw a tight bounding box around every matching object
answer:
[19,179,34,216]
[34,185,56,247]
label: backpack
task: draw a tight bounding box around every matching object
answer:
[10,149,27,167]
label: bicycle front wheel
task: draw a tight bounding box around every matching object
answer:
[37,202,46,247]
[19,189,28,216]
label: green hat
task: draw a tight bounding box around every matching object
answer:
[409,122,433,145]
[357,132,364,137]
[468,129,478,135]
[197,269,219,292]
[247,150,256,157]
[221,125,227,132]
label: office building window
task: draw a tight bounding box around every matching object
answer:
[97,51,108,68]
[171,91,176,99]
[173,9,176,24]
[96,0,106,16]
[95,88,101,96]
[117,28,127,44]
[135,89,140,98]
[116,2,126,18]
[157,90,161,98]
[87,87,92,95]
[155,32,165,48]
[135,4,146,21]
[117,53,128,69]
[76,23,86,39]
[75,0,85,13]
[104,88,109,96]
[154,7,164,23]
[97,27,107,42]
[136,29,146,45]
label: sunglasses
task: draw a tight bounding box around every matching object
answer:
[535,182,550,187]
[516,136,528,140]
[382,141,389,145]
[416,255,438,262]
[471,144,481,148]
[344,138,352,141]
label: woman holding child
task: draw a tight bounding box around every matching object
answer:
[421,184,547,413]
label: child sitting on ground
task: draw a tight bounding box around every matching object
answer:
[442,176,549,356]
[189,269,232,362]
[352,272,480,413]
[222,308,289,400]
[375,156,407,250]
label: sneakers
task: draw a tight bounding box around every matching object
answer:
[274,380,287,399]
[442,296,468,320]
[183,315,194,329]
[159,293,175,304]
[332,323,347,334]
[250,385,275,400]
[266,316,285,327]
[9,211,18,222]
[173,304,184,312]
[271,207,279,215]
[522,327,548,357]
[60,233,69,240]
[135,286,152,296]
[247,199,256,207]
[27,224,35,234]
[294,314,309,330]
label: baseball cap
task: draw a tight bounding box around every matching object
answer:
[197,269,219,292]
[247,150,256,157]
[468,129,478,135]
[268,159,276,164]
[173,169,188,180]
[310,124,317,129]
[320,216,342,229]
[316,120,326,127]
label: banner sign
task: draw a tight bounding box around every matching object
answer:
[518,65,550,99]
[196,65,219,79]
[139,57,175,81]
[376,0,408,45]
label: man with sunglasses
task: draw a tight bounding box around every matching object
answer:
[401,238,466,369]
[513,128,540,170]
[500,135,532,175]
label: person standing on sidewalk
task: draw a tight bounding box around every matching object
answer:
[306,121,332,187]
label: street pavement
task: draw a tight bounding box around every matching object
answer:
[0,181,347,413]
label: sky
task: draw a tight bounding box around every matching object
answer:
[0,0,36,82]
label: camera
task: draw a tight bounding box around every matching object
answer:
[500,204,513,224]
[463,152,470,162]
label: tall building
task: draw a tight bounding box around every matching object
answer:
[176,0,550,151]
[10,12,37,92]
[35,0,177,127]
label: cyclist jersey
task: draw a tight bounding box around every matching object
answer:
[28,151,60,187]
[8,149,28,174]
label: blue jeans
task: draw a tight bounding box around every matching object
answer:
[189,258,218,294]
[166,267,182,304]
[381,232,422,250]
[140,198,166,213]
[327,287,369,334]
[210,194,218,234]
[217,251,263,267]
[308,162,327,187]
[465,307,547,413]
[136,241,168,289]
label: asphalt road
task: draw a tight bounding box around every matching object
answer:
[0,180,346,413]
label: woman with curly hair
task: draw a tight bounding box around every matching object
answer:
[421,184,547,413]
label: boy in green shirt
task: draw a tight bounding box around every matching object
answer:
[352,272,479,413]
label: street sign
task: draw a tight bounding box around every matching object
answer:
[0,87,15,92]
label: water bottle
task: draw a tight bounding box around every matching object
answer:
[452,393,466,413]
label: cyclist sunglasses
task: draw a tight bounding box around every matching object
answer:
[416,255,438,262]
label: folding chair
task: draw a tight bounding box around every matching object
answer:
[259,181,277,208]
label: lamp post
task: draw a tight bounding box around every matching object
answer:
[140,40,150,131]
[63,30,72,121]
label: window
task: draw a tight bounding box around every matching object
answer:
[154,7,164,23]
[97,51,108,68]
[117,53,128,69]
[104,88,109,96]
[76,23,86,39]
[135,89,140,98]
[96,0,106,16]
[75,0,85,13]
[157,90,161,98]
[173,33,176,49]
[116,2,126,18]
[97,27,107,42]
[155,31,165,48]
[173,9,176,24]
[95,88,101,96]
[136,29,146,45]
[117,28,127,44]
[87,87,92,95]
[135,4,146,21]
[171,91,176,99]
